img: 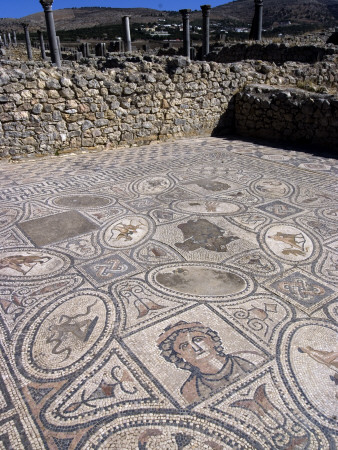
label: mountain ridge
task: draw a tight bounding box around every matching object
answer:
[0,0,337,32]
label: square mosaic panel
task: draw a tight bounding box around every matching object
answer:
[78,252,139,286]
[124,304,269,407]
[122,197,162,212]
[17,211,98,246]
[256,200,303,219]
[266,269,336,313]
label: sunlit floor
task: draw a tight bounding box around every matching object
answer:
[0,136,337,449]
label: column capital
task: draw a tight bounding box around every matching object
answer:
[254,0,263,5]
[179,9,191,17]
[21,22,29,29]
[122,15,130,19]
[40,0,54,11]
[201,5,211,12]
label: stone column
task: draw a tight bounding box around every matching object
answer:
[250,0,263,41]
[179,9,191,59]
[12,30,17,46]
[3,33,8,46]
[7,32,12,46]
[39,0,61,68]
[22,23,33,60]
[201,5,211,60]
[122,16,131,52]
[38,30,47,60]
[56,35,62,60]
[255,0,263,41]
[85,42,90,57]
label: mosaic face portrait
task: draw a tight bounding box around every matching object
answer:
[158,321,257,403]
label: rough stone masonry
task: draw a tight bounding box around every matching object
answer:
[0,49,337,160]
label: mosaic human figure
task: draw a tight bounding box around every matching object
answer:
[269,231,307,256]
[0,255,50,275]
[158,321,256,403]
[299,346,338,385]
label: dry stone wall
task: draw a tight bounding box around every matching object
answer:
[234,84,338,148]
[211,42,337,64]
[0,53,337,159]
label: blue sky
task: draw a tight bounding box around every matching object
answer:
[1,0,233,19]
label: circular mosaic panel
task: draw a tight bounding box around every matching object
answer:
[171,199,246,215]
[261,224,319,264]
[17,290,116,382]
[147,262,254,301]
[0,248,70,281]
[279,320,338,432]
[51,194,114,209]
[132,175,173,195]
[101,215,153,249]
[251,178,293,199]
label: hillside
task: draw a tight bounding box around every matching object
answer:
[0,0,337,33]
[211,0,338,27]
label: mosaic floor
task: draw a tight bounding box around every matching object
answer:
[0,137,337,449]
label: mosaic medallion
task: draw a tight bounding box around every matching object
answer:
[51,194,114,209]
[251,178,293,198]
[171,199,245,215]
[261,223,318,263]
[17,290,116,381]
[147,263,254,301]
[0,248,70,281]
[101,215,153,249]
[132,175,173,194]
[279,320,338,432]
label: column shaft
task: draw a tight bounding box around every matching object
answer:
[179,9,191,59]
[40,1,61,68]
[22,24,33,60]
[122,16,131,52]
[201,5,211,60]
[38,30,46,60]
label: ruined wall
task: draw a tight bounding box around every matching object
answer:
[235,84,338,148]
[210,42,337,64]
[0,54,337,159]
